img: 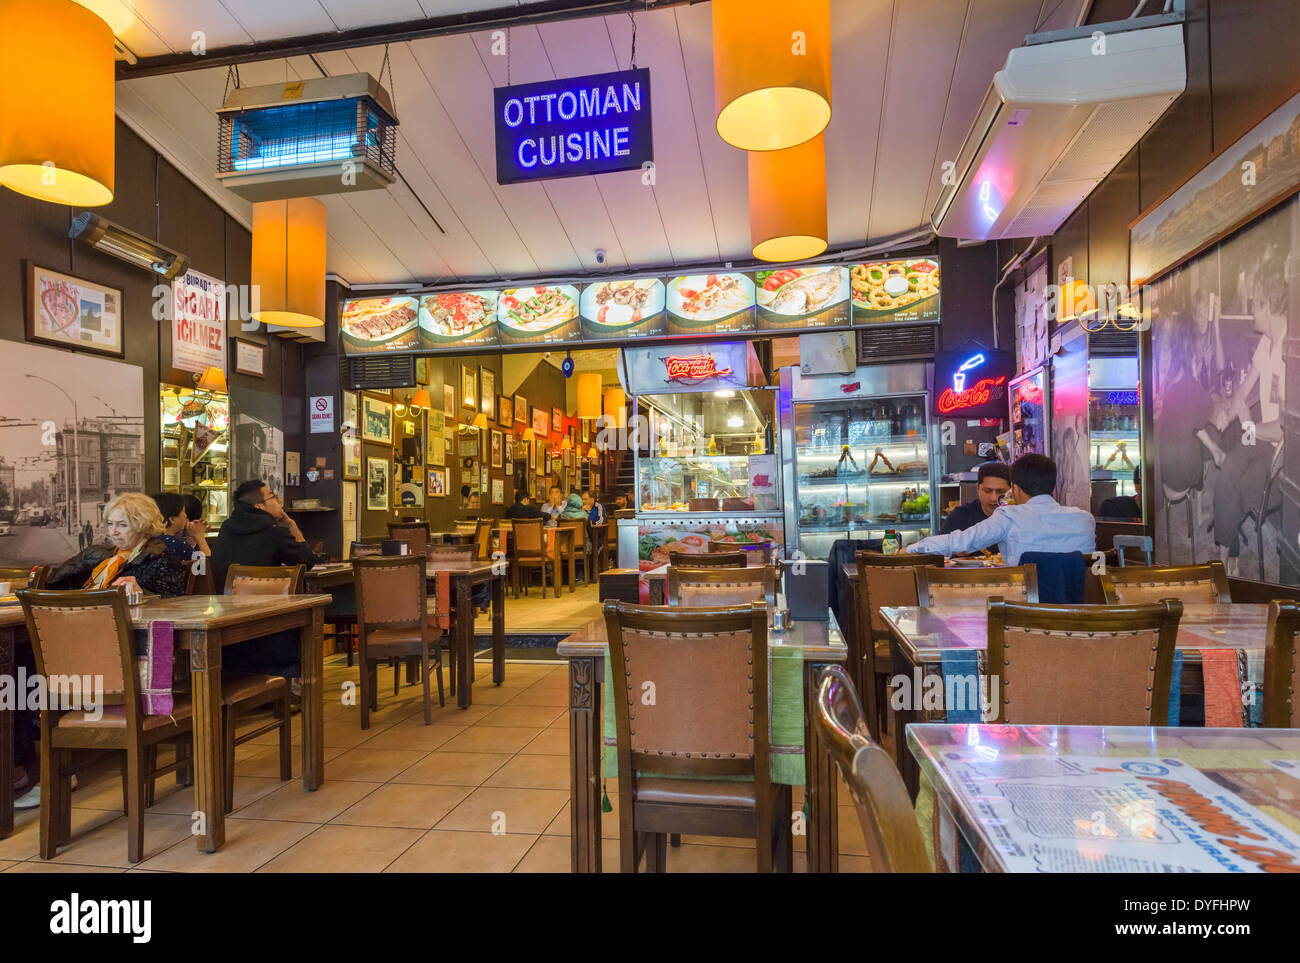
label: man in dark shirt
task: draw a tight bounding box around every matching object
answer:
[1098,465,1142,520]
[505,491,542,519]
[941,462,1012,534]
[212,479,315,681]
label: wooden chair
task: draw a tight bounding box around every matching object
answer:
[1100,561,1231,605]
[1263,600,1298,728]
[352,555,445,729]
[559,518,588,588]
[473,519,495,561]
[513,518,559,598]
[815,666,931,872]
[219,564,300,813]
[0,565,49,589]
[603,601,791,872]
[388,521,430,556]
[17,587,193,864]
[602,518,618,570]
[667,565,777,607]
[668,550,747,569]
[915,565,1039,606]
[986,599,1183,725]
[708,539,772,564]
[854,551,945,738]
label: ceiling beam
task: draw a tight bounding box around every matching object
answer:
[117,0,705,79]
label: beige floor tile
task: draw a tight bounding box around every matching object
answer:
[355,723,463,752]
[505,686,569,708]
[478,704,565,728]
[436,786,568,835]
[439,725,543,755]
[50,812,195,868]
[139,817,318,873]
[257,825,423,873]
[837,854,872,873]
[546,713,570,730]
[327,747,429,782]
[235,744,347,779]
[0,807,124,861]
[331,784,472,829]
[512,834,572,872]
[232,779,381,823]
[5,861,126,873]
[664,843,760,873]
[385,830,535,873]
[483,753,570,791]
[455,684,515,705]
[518,728,569,756]
[0,860,15,872]
[545,797,620,840]
[390,751,512,787]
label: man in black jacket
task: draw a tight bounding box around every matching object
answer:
[213,479,315,680]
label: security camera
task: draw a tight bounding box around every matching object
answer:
[595,249,606,265]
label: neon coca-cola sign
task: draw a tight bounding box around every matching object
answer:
[663,354,733,381]
[937,376,1008,414]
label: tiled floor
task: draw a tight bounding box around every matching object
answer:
[3,656,874,873]
[473,580,603,635]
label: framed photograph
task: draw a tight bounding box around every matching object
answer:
[427,409,445,466]
[428,466,446,497]
[552,407,563,432]
[491,478,504,506]
[460,364,476,411]
[498,395,512,427]
[361,395,393,444]
[415,357,430,385]
[545,450,552,476]
[528,439,536,471]
[480,465,489,493]
[480,367,496,419]
[581,420,590,444]
[342,434,361,479]
[26,263,123,357]
[443,383,456,419]
[479,428,489,463]
[233,339,265,377]
[505,441,514,476]
[342,391,358,433]
[514,393,527,424]
[491,429,503,469]
[366,457,389,511]
[532,405,549,438]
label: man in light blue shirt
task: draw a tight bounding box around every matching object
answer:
[908,454,1095,565]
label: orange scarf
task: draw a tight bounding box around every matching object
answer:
[85,548,132,589]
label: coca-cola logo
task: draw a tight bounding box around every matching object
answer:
[663,354,733,381]
[936,376,1007,414]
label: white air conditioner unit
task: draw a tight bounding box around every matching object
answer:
[931,23,1186,241]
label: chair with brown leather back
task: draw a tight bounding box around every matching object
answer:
[1263,600,1298,729]
[708,539,772,564]
[667,565,777,607]
[1100,560,1231,605]
[17,587,194,863]
[602,518,618,570]
[219,564,302,813]
[669,550,747,569]
[854,551,946,738]
[604,601,791,872]
[915,565,1039,606]
[558,518,588,588]
[353,554,445,729]
[0,565,49,590]
[986,599,1183,725]
[388,521,430,556]
[473,519,495,561]
[513,518,558,598]
[815,666,931,872]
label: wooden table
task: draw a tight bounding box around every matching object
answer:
[557,614,847,873]
[303,562,354,593]
[434,560,506,710]
[551,527,578,594]
[0,594,331,851]
[908,723,1300,873]
[880,603,1272,796]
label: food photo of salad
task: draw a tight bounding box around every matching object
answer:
[497,285,580,343]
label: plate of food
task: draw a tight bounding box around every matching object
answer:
[666,273,755,332]
[579,278,666,338]
[755,266,850,327]
[497,285,580,343]
[851,258,940,322]
[340,296,420,351]
[420,291,499,347]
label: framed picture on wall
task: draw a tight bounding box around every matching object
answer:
[361,395,393,444]
[342,435,361,479]
[234,339,265,377]
[480,465,489,493]
[505,441,514,476]
[427,409,445,466]
[461,365,476,411]
[480,368,496,419]
[366,457,389,511]
[545,451,552,476]
[491,478,504,505]
[514,394,527,424]
[532,405,549,438]
[444,383,456,419]
[26,264,124,357]
[581,420,590,445]
[552,407,563,433]
[528,440,535,471]
[415,357,430,385]
[490,429,503,469]
[428,467,446,497]
[498,396,512,427]
[342,391,358,433]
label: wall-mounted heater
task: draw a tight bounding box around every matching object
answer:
[215,73,398,202]
[69,212,190,279]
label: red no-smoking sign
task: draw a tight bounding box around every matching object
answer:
[309,395,334,433]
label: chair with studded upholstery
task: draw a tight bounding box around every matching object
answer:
[603,600,791,873]
[388,521,431,556]
[668,550,747,569]
[1099,561,1231,606]
[708,539,772,564]
[915,564,1039,606]
[1264,600,1298,729]
[986,599,1183,725]
[17,587,194,863]
[666,565,777,607]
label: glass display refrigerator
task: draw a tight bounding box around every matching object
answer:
[1087,356,1141,513]
[779,363,937,560]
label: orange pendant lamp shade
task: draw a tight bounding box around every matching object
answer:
[749,133,827,262]
[713,0,831,152]
[251,198,326,328]
[576,373,602,420]
[0,0,115,206]
[602,387,626,429]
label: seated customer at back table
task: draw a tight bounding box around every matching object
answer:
[908,454,1095,565]
[941,461,1011,534]
[1097,464,1142,520]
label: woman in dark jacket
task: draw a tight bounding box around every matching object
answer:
[46,491,186,598]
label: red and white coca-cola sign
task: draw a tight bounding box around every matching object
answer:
[662,353,733,381]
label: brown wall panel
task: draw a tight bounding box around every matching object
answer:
[1087,146,1140,288]
[1209,0,1300,151]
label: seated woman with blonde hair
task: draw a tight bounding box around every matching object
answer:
[45,491,187,598]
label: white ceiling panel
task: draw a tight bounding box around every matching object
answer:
[316,0,431,32]
[215,0,338,41]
